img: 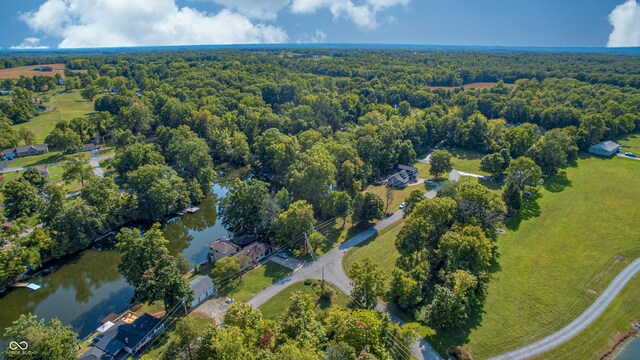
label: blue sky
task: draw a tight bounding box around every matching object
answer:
[2,0,639,49]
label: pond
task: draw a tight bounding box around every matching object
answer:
[0,184,229,351]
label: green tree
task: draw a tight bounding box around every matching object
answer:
[429,149,452,179]
[321,190,352,225]
[348,257,387,309]
[286,145,336,210]
[273,200,317,247]
[62,153,93,187]
[437,226,493,274]
[277,291,326,349]
[17,127,35,145]
[136,253,192,311]
[352,193,384,225]
[479,152,508,178]
[505,156,542,190]
[390,268,423,311]
[212,256,241,282]
[422,285,468,329]
[45,127,82,153]
[2,178,41,219]
[219,179,272,235]
[3,314,78,360]
[128,164,189,219]
[21,167,46,189]
[504,123,540,158]
[502,180,522,216]
[403,189,426,215]
[80,85,100,101]
[112,142,165,178]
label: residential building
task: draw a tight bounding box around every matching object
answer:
[209,239,240,262]
[32,165,49,178]
[3,144,49,159]
[79,313,163,359]
[387,164,419,188]
[234,242,271,270]
[188,275,216,309]
[588,141,621,157]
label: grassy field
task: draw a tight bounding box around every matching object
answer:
[342,220,404,289]
[618,132,640,154]
[460,154,640,358]
[12,91,94,143]
[445,147,489,176]
[218,261,291,303]
[8,151,63,168]
[259,281,350,319]
[540,272,640,359]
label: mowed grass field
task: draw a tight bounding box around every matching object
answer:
[259,281,350,319]
[12,91,94,143]
[218,261,291,303]
[445,147,489,176]
[463,154,640,358]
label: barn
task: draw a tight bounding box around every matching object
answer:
[588,141,621,157]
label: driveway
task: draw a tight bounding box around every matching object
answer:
[490,258,640,360]
[617,153,640,161]
[269,256,304,271]
[89,153,114,177]
[247,186,444,360]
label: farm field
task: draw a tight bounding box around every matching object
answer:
[0,64,85,80]
[259,281,350,319]
[461,154,640,358]
[11,91,94,144]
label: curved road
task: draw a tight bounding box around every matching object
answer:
[248,185,443,360]
[491,258,640,360]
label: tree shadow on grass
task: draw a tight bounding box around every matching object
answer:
[505,190,542,231]
[543,171,572,193]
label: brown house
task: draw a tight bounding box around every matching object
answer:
[32,165,49,178]
[208,240,240,263]
[234,242,271,270]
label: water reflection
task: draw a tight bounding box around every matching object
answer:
[0,184,230,351]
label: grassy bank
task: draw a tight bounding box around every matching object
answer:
[259,281,350,319]
[218,261,291,303]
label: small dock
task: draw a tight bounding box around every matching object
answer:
[185,207,200,214]
[11,283,42,291]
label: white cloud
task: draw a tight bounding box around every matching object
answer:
[607,0,640,47]
[11,37,49,49]
[290,0,409,29]
[18,0,287,48]
[211,0,290,20]
[312,29,328,42]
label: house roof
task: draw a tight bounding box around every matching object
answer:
[388,173,408,185]
[590,141,620,152]
[231,234,259,245]
[32,165,48,173]
[209,240,239,254]
[398,164,418,173]
[102,313,162,350]
[79,346,114,360]
[189,275,215,299]
[1,148,14,155]
[94,334,125,356]
[14,144,48,153]
[234,242,270,262]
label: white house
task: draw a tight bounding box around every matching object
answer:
[588,141,621,157]
[189,275,216,309]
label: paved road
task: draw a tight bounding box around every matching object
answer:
[491,258,640,360]
[88,154,114,177]
[248,185,443,360]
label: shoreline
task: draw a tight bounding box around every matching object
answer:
[601,329,638,360]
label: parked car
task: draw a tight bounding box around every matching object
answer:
[225,298,235,304]
[399,202,406,209]
[625,152,637,157]
[386,211,394,217]
[277,251,289,259]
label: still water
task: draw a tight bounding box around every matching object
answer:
[0,184,229,350]
[615,336,640,360]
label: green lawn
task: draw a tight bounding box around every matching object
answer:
[540,272,640,359]
[218,261,291,303]
[343,220,404,289]
[618,132,640,154]
[445,147,489,176]
[12,91,94,143]
[259,281,350,319]
[8,151,63,168]
[461,154,640,358]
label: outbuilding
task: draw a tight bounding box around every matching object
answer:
[588,141,621,157]
[188,275,216,309]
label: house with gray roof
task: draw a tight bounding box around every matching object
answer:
[588,141,621,157]
[188,275,216,309]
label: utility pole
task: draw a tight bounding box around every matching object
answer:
[321,267,325,292]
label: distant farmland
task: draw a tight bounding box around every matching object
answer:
[0,63,86,80]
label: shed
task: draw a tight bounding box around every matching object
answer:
[188,275,216,309]
[588,141,621,157]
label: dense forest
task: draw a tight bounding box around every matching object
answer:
[1,48,639,358]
